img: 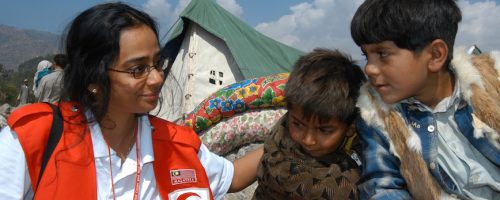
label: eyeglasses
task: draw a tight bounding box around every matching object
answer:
[108,57,168,79]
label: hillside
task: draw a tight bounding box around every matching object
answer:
[0,24,60,70]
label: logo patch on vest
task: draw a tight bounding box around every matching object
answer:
[171,169,197,185]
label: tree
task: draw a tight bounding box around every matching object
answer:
[0,64,6,78]
[0,54,54,106]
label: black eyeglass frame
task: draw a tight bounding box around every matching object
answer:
[107,57,169,79]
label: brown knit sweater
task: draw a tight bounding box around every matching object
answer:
[253,115,361,200]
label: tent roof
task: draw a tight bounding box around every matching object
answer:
[165,0,304,79]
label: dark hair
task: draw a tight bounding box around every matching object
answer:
[61,2,159,122]
[351,0,462,66]
[53,54,68,69]
[285,48,366,125]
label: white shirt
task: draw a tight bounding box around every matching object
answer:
[0,115,234,200]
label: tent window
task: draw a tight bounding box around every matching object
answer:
[208,78,223,85]
[209,70,224,85]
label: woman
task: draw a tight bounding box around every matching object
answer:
[0,3,256,199]
[33,60,53,98]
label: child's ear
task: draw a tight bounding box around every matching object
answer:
[427,39,448,72]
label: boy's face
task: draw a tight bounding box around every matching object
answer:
[362,41,432,104]
[288,108,352,158]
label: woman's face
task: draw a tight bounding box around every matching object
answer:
[107,25,164,115]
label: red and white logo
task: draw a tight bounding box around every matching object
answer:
[170,169,197,185]
[168,188,210,200]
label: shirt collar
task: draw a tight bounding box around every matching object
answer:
[401,77,461,113]
[86,111,155,164]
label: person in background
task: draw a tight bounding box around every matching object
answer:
[36,54,67,103]
[0,111,7,130]
[17,79,30,106]
[351,0,500,199]
[0,2,254,199]
[33,60,52,99]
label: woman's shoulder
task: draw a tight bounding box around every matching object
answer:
[7,103,54,128]
[148,115,201,148]
[148,115,195,132]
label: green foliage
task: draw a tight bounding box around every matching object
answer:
[0,55,54,106]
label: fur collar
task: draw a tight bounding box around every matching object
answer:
[357,47,500,150]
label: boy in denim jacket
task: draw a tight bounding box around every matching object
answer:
[351,0,500,199]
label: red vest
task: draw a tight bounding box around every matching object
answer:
[7,102,214,199]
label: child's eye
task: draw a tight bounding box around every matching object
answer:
[377,51,389,58]
[292,121,303,128]
[319,128,334,134]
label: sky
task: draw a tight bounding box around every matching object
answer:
[1,0,499,61]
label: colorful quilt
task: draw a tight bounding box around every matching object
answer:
[200,108,287,155]
[184,73,289,133]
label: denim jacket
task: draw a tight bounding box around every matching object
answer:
[357,100,500,199]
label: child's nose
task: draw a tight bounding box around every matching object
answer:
[302,131,316,146]
[364,62,380,77]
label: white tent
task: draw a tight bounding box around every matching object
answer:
[153,0,303,122]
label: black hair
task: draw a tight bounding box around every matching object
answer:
[53,54,68,69]
[351,0,462,66]
[285,48,366,124]
[61,2,159,123]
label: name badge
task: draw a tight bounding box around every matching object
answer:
[171,169,197,185]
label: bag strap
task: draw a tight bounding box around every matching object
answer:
[35,103,64,192]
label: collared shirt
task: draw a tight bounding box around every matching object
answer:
[0,115,6,129]
[403,79,500,199]
[0,115,234,200]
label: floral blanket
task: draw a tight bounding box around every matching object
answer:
[200,108,287,155]
[184,73,289,134]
